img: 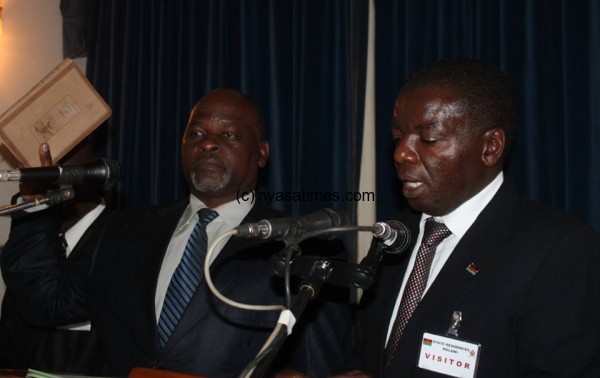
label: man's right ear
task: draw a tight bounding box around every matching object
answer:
[481,127,505,167]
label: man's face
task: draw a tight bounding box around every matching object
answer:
[181,90,269,207]
[392,87,492,216]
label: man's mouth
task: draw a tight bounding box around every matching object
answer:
[401,179,425,198]
[403,181,423,189]
[194,158,224,170]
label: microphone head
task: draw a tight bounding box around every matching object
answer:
[322,208,350,228]
[299,208,350,240]
[81,158,121,188]
[100,158,121,188]
[374,220,411,254]
[258,208,350,240]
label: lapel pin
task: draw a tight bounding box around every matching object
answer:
[465,263,479,276]
[446,310,462,337]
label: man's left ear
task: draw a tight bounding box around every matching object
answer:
[258,140,270,168]
[482,127,505,167]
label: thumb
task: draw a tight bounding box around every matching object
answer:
[39,143,54,167]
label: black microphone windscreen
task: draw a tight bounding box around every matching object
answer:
[101,158,121,188]
[384,220,411,254]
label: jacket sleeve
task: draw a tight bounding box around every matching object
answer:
[515,224,600,376]
[0,207,99,327]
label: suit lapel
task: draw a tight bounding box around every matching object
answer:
[386,182,520,374]
[414,183,518,327]
[69,208,110,256]
[210,203,282,267]
[135,203,188,350]
[162,203,282,351]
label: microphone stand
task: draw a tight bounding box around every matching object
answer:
[271,237,385,290]
[0,186,75,216]
[248,257,333,378]
[246,238,386,377]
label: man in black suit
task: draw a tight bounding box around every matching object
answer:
[0,140,109,375]
[1,88,350,377]
[334,59,600,377]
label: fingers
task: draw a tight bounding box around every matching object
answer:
[20,143,55,200]
[39,143,53,167]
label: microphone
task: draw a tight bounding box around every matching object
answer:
[235,208,349,240]
[372,220,411,254]
[349,221,411,289]
[0,158,121,188]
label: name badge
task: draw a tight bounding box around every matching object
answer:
[418,332,481,378]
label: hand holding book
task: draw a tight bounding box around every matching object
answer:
[0,59,111,167]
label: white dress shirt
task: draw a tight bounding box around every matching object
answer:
[63,203,106,258]
[59,202,106,331]
[154,195,253,321]
[385,172,504,345]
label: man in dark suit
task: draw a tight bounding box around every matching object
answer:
[1,88,350,377]
[334,59,600,377]
[0,140,109,375]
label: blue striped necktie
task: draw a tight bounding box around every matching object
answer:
[157,208,218,348]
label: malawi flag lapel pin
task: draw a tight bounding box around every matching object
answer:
[465,263,479,276]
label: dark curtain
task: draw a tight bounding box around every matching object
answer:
[61,0,87,58]
[375,0,600,231]
[82,0,367,237]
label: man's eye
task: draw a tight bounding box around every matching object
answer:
[391,130,403,145]
[420,132,440,144]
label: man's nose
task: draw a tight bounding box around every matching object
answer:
[393,137,418,165]
[199,135,221,152]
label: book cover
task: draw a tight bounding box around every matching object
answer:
[0,59,111,167]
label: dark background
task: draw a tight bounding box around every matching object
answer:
[63,0,600,239]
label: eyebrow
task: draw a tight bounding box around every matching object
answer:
[187,119,236,128]
[416,123,445,133]
[390,122,445,132]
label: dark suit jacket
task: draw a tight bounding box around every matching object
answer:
[1,201,351,377]
[350,182,600,377]
[0,208,110,374]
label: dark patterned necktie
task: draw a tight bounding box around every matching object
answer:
[157,208,218,348]
[384,218,452,369]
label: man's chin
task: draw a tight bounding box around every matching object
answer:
[192,181,228,194]
[190,171,230,194]
[405,198,433,214]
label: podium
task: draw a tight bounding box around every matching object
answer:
[0,367,205,378]
[129,368,205,378]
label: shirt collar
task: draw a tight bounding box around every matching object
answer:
[420,171,504,238]
[64,203,106,249]
[180,192,254,230]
